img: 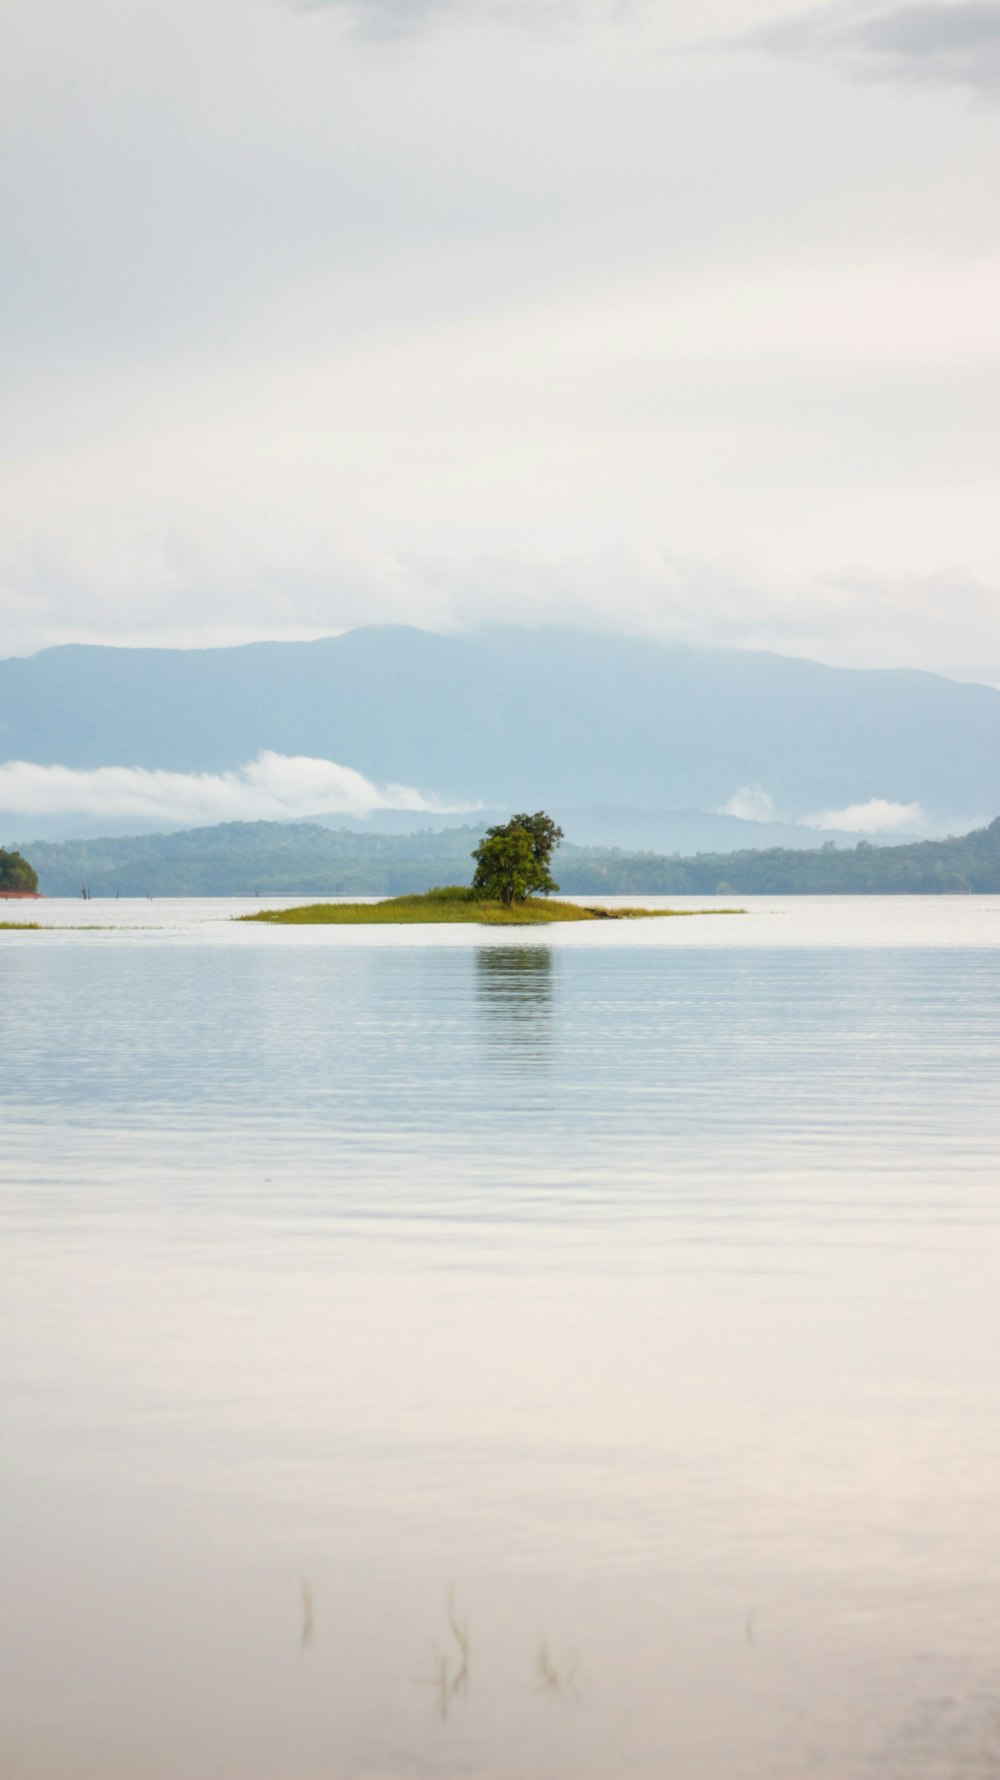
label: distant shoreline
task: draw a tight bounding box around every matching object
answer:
[11,815,1000,898]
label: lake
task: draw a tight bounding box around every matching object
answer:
[3,897,1000,1779]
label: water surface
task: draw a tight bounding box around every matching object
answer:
[3,899,1000,1778]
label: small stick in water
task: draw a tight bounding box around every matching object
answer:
[298,1573,314,1656]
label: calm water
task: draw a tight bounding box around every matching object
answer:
[3,898,1000,1779]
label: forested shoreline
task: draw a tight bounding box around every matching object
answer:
[10,816,1000,898]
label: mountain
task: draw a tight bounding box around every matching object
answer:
[1,625,997,824]
[19,816,1000,899]
[308,805,899,853]
[558,821,1000,896]
[23,822,482,898]
[0,801,902,852]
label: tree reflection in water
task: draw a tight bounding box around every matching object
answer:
[475,945,554,1071]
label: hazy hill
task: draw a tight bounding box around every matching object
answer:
[24,823,481,899]
[1,625,997,822]
[559,820,1000,896]
[20,816,1000,898]
[0,801,898,852]
[307,805,897,854]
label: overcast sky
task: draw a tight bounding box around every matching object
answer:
[1,0,998,679]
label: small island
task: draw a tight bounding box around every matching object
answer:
[242,887,741,925]
[242,813,742,926]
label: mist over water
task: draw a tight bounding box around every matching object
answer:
[3,903,1000,1777]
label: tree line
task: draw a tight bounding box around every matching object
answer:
[0,848,39,893]
[11,816,1000,899]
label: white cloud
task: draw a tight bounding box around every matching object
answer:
[294,0,800,44]
[750,2,1000,99]
[0,0,997,677]
[0,753,474,827]
[802,796,926,832]
[3,237,1000,672]
[715,784,777,821]
[297,0,623,35]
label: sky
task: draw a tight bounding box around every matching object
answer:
[0,0,998,681]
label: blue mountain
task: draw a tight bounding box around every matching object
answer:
[1,625,997,823]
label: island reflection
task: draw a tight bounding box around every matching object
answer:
[475,945,554,1067]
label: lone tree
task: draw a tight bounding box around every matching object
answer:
[0,847,39,893]
[471,811,564,907]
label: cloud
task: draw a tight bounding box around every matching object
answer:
[5,526,1000,689]
[296,0,623,37]
[298,0,460,36]
[1,0,998,681]
[801,796,926,832]
[0,752,474,828]
[750,1,1000,97]
[715,784,777,822]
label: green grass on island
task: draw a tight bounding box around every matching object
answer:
[241,887,743,926]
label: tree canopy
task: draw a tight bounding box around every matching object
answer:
[471,811,564,906]
[0,847,39,893]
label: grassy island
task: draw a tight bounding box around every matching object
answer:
[241,887,742,926]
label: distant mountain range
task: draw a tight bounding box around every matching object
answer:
[21,816,1000,898]
[306,805,906,854]
[1,802,908,854]
[1,625,997,832]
